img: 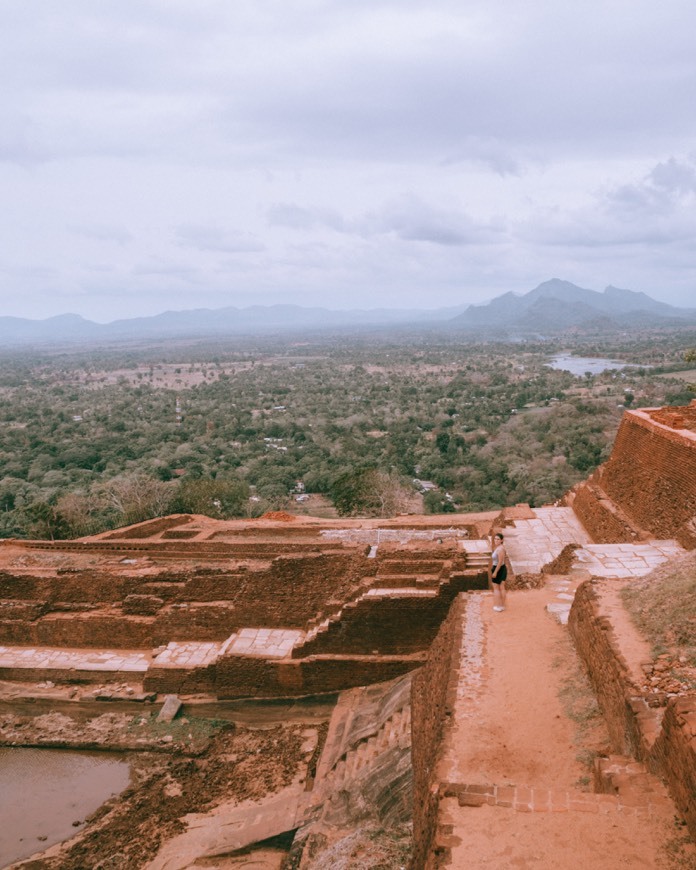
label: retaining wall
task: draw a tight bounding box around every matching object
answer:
[198,652,423,700]
[567,481,644,544]
[569,580,696,838]
[595,407,696,549]
[410,594,466,870]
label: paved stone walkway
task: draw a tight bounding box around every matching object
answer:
[573,541,683,577]
[0,645,150,673]
[500,506,685,624]
[503,506,591,574]
[437,587,685,868]
[151,641,224,668]
[223,627,305,658]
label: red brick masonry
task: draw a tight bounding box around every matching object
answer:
[593,404,696,548]
[569,580,696,839]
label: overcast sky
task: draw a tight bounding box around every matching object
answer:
[1,0,695,321]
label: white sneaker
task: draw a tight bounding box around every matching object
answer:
[493,605,505,612]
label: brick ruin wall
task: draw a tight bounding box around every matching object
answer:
[576,407,696,548]
[569,580,696,839]
[568,481,645,544]
[568,582,646,756]
[0,550,373,648]
[410,594,466,870]
[161,652,423,700]
[295,596,453,659]
[651,696,696,838]
[100,514,195,540]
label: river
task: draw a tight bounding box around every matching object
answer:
[547,354,636,376]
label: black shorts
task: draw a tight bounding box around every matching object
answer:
[492,564,507,584]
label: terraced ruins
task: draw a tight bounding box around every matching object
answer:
[1,403,696,868]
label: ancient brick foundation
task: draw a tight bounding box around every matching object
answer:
[584,405,696,549]
[569,580,696,838]
[651,696,696,838]
[567,480,646,544]
[410,594,466,870]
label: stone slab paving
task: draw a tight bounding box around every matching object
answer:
[364,587,438,598]
[573,541,684,578]
[452,781,671,814]
[503,506,591,575]
[502,508,684,623]
[460,539,490,554]
[0,645,150,672]
[151,641,223,669]
[321,526,471,545]
[223,627,305,658]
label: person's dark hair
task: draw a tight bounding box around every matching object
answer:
[494,532,504,541]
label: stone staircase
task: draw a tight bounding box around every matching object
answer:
[316,706,412,797]
[301,674,414,830]
[293,547,489,660]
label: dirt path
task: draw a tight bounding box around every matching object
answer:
[440,587,694,869]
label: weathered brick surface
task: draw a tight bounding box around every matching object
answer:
[297,655,419,697]
[213,652,421,699]
[0,572,51,600]
[595,408,696,548]
[143,664,216,694]
[122,594,165,616]
[0,600,49,620]
[569,481,644,543]
[568,581,646,757]
[153,603,238,642]
[569,582,696,839]
[410,595,466,870]
[0,619,34,643]
[297,595,452,658]
[101,514,194,540]
[35,612,156,648]
[651,695,696,839]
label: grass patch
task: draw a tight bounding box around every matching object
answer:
[620,551,696,665]
[553,634,608,782]
[305,823,412,870]
[558,666,602,729]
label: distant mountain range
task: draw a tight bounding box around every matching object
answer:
[450,279,696,334]
[1,280,694,346]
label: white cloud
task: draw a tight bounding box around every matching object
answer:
[175,225,265,254]
[1,1,696,317]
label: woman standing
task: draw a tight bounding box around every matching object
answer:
[489,532,508,612]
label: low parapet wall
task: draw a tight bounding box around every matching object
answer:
[569,580,696,838]
[410,594,466,870]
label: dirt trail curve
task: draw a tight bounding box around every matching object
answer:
[438,586,692,869]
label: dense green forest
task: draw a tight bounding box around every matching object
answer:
[1,329,694,539]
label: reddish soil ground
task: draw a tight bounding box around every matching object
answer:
[444,587,695,869]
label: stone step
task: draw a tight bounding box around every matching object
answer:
[452,781,673,814]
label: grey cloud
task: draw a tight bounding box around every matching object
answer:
[649,158,696,195]
[606,156,696,218]
[268,204,347,232]
[371,196,504,246]
[132,263,201,282]
[175,225,264,254]
[3,1,693,169]
[72,225,133,245]
[2,2,696,317]
[519,157,696,252]
[269,196,504,247]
